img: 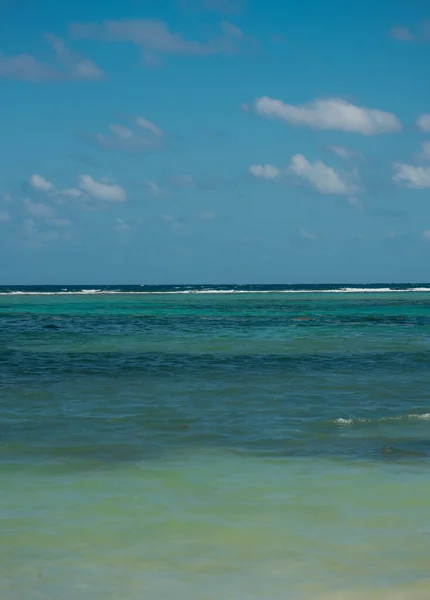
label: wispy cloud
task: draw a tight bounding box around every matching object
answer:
[422,141,430,160]
[348,196,363,210]
[0,53,57,82]
[144,180,163,198]
[170,174,195,188]
[254,96,401,135]
[249,155,358,195]
[161,213,187,233]
[114,218,131,233]
[393,164,430,188]
[48,218,72,227]
[29,174,55,192]
[91,115,164,153]
[28,173,125,203]
[328,145,356,160]
[78,175,126,202]
[290,154,357,194]
[28,174,82,201]
[71,19,246,66]
[136,115,164,136]
[20,218,71,247]
[390,22,430,43]
[249,164,280,180]
[299,228,319,240]
[197,211,216,220]
[46,34,104,81]
[0,210,10,223]
[390,27,415,41]
[417,114,430,132]
[0,36,104,82]
[22,199,56,218]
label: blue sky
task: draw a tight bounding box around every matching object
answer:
[1,0,430,284]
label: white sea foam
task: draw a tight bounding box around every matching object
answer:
[1,287,430,296]
[334,413,430,425]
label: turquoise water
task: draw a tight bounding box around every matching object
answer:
[1,285,430,599]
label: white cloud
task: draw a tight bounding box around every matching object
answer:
[328,145,355,159]
[60,188,83,198]
[299,228,319,240]
[254,96,401,135]
[29,174,55,192]
[417,114,430,132]
[0,211,10,222]
[423,230,430,241]
[422,141,430,160]
[78,175,126,201]
[109,124,134,139]
[249,164,280,180]
[0,36,104,82]
[136,116,163,136]
[393,163,430,188]
[290,154,355,194]
[70,19,245,66]
[22,199,56,218]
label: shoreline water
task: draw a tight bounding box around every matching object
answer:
[2,288,430,599]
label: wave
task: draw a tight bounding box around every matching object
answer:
[2,287,430,296]
[334,413,430,425]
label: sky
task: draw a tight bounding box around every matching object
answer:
[1,0,430,284]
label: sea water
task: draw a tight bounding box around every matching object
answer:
[1,285,430,599]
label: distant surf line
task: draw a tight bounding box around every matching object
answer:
[2,287,430,296]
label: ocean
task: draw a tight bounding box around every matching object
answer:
[1,284,430,600]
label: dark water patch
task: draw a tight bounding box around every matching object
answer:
[2,349,430,379]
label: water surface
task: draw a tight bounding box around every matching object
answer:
[1,285,430,599]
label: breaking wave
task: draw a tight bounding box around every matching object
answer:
[2,285,430,296]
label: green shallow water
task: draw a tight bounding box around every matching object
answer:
[1,288,430,599]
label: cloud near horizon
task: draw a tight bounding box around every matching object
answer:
[254,96,402,135]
